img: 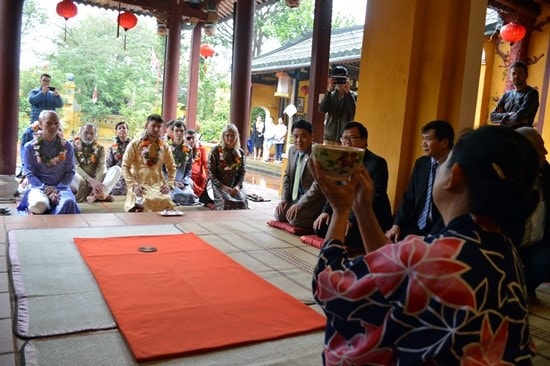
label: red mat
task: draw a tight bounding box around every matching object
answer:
[267,220,314,235]
[300,234,324,249]
[74,233,325,362]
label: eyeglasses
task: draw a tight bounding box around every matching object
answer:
[340,135,362,143]
[186,136,195,140]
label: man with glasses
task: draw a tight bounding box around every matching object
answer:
[28,74,64,125]
[313,121,392,253]
[386,120,454,241]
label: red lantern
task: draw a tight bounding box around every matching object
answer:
[56,0,77,20]
[118,12,138,31]
[300,85,309,96]
[117,12,138,50]
[500,22,526,43]
[56,0,77,41]
[199,44,215,58]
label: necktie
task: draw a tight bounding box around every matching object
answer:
[418,161,438,231]
[292,152,304,201]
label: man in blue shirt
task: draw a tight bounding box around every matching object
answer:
[28,73,63,124]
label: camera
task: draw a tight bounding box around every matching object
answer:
[48,87,56,91]
[334,76,347,85]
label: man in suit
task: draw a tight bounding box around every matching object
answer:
[274,119,326,228]
[313,121,392,252]
[516,127,550,298]
[386,120,454,242]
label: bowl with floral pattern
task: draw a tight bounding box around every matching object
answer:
[311,144,365,181]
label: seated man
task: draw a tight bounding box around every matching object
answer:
[313,121,392,252]
[274,119,325,228]
[168,121,198,205]
[122,114,176,212]
[17,111,80,214]
[70,123,122,203]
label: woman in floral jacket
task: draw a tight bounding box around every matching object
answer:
[208,124,248,210]
[311,126,537,365]
[106,121,130,195]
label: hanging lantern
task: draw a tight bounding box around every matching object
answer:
[300,85,309,96]
[56,0,78,41]
[285,0,300,8]
[117,12,138,50]
[500,22,526,43]
[199,44,215,58]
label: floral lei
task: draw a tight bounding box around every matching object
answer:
[111,138,129,162]
[168,140,191,167]
[217,146,242,171]
[140,136,163,167]
[33,135,68,167]
[73,136,99,165]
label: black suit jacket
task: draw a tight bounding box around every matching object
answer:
[393,155,442,236]
[322,149,393,231]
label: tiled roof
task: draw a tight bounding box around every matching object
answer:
[252,25,364,74]
[252,9,499,74]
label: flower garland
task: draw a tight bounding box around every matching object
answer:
[110,138,129,162]
[73,137,99,165]
[33,136,67,167]
[217,146,242,171]
[140,136,163,167]
[168,140,191,167]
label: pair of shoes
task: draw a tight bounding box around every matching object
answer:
[86,196,97,204]
[0,207,10,215]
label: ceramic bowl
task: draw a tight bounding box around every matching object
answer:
[311,144,365,181]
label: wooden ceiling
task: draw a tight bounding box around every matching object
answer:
[71,0,277,25]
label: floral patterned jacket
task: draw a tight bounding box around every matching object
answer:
[313,214,535,365]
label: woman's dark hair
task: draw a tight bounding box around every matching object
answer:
[115,121,127,130]
[447,125,538,230]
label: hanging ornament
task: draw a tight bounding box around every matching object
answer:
[199,44,215,58]
[117,12,138,50]
[56,0,78,41]
[285,0,300,8]
[500,22,526,43]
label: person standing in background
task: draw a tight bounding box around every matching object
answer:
[490,61,539,128]
[28,74,63,124]
[262,116,276,162]
[273,117,287,163]
[319,66,356,145]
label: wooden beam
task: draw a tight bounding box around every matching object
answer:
[490,0,541,19]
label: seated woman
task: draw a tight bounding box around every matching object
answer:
[186,129,209,200]
[311,126,537,365]
[106,121,131,195]
[208,124,248,210]
[17,110,80,215]
[121,114,176,212]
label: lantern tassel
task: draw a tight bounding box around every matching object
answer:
[124,33,127,51]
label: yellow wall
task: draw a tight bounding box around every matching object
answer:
[250,83,280,128]
[356,0,486,209]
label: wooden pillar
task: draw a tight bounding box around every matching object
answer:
[0,0,23,176]
[307,0,332,143]
[355,0,487,209]
[230,0,255,150]
[162,0,183,123]
[186,23,202,130]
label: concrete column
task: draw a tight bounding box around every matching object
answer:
[0,0,23,199]
[230,0,255,150]
[186,23,202,130]
[162,0,183,123]
[355,0,487,208]
[307,0,332,143]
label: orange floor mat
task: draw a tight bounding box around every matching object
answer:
[74,233,325,362]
